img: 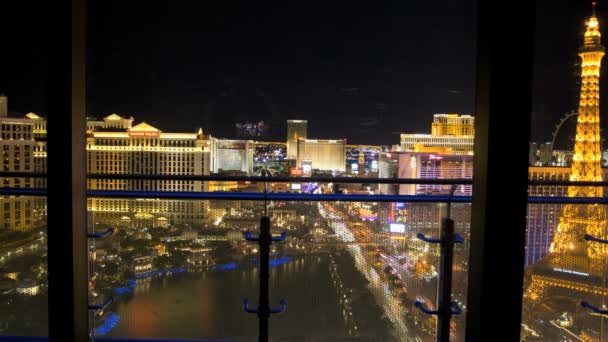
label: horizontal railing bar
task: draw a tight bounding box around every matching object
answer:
[86,173,474,185]
[0,188,605,204]
[0,172,473,184]
[527,180,608,186]
[5,172,608,187]
[0,172,47,178]
[86,190,474,203]
[0,188,48,196]
[526,196,608,204]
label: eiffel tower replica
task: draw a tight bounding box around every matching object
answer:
[526,5,608,306]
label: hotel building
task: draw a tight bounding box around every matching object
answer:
[397,152,473,196]
[0,95,43,231]
[209,138,254,175]
[86,115,211,227]
[376,150,473,244]
[296,138,346,172]
[400,114,475,155]
[286,120,307,159]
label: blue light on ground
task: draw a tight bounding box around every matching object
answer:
[113,286,133,295]
[269,256,292,268]
[114,267,187,294]
[95,313,121,336]
[250,256,293,268]
[114,279,137,294]
[215,262,237,271]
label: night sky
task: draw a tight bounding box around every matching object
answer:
[2,1,605,146]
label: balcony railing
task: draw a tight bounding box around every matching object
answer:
[1,174,607,341]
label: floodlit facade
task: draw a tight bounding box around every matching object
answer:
[296,138,346,172]
[0,96,41,231]
[209,138,254,175]
[400,114,475,155]
[87,113,133,131]
[378,152,399,195]
[286,120,307,159]
[431,114,475,136]
[400,135,474,155]
[397,152,473,195]
[86,116,211,227]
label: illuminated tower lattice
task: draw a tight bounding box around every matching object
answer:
[527,6,608,303]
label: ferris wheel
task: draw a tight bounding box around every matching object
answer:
[550,110,578,150]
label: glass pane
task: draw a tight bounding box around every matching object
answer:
[0,196,47,336]
[523,202,608,341]
[87,1,477,340]
[1,1,48,337]
[89,198,262,340]
[523,3,608,341]
[267,198,470,342]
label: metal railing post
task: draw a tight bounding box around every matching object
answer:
[243,217,288,342]
[258,216,271,342]
[416,185,462,342]
[437,217,455,342]
[581,234,608,316]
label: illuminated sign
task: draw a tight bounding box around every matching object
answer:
[410,156,417,169]
[389,223,406,233]
[129,131,160,138]
[429,154,443,160]
[553,268,589,277]
[371,160,378,171]
[290,168,303,176]
[291,183,301,190]
[302,161,312,176]
[394,202,406,209]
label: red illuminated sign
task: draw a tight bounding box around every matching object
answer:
[129,131,160,138]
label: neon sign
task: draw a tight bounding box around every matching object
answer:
[129,131,160,138]
[553,268,589,277]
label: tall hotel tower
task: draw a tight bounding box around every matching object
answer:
[286,120,307,160]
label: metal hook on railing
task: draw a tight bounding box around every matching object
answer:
[584,234,608,244]
[243,231,260,241]
[417,233,442,244]
[417,232,464,244]
[450,301,463,315]
[415,300,439,315]
[242,298,288,315]
[243,298,258,314]
[271,231,287,242]
[582,301,608,315]
[88,296,113,311]
[270,299,288,314]
[244,230,287,242]
[415,300,462,315]
[87,228,115,239]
